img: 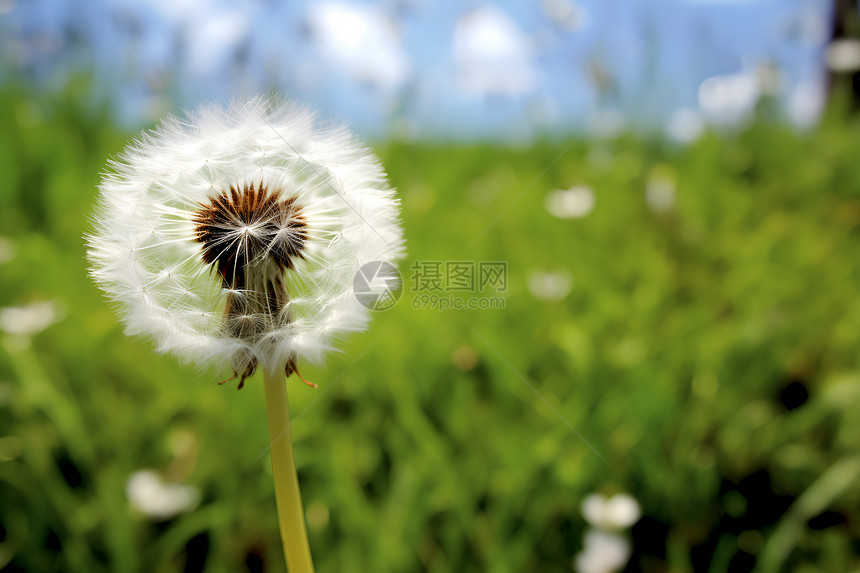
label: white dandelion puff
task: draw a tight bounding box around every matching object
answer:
[86,97,405,387]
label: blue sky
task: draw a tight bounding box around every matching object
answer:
[0,0,834,140]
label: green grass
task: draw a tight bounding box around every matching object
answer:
[1,85,860,572]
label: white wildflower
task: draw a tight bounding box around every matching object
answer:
[126,469,200,520]
[0,237,16,263]
[698,71,760,125]
[528,270,572,301]
[827,39,860,73]
[574,529,632,573]
[87,97,405,387]
[0,301,60,336]
[645,175,675,213]
[581,492,642,530]
[546,185,594,219]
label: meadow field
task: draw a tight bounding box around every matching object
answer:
[1,85,859,572]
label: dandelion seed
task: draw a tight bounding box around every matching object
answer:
[86,97,405,386]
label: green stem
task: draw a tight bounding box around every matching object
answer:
[263,367,315,573]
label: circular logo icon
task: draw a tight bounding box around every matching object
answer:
[353,261,402,311]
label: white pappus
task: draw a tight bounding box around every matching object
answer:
[87,97,405,387]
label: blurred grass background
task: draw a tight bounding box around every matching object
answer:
[2,82,860,573]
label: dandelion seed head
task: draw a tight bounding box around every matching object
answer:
[87,96,405,383]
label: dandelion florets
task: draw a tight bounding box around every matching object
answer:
[87,97,405,386]
[193,183,310,286]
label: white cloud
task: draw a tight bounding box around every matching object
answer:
[118,0,253,77]
[186,9,251,75]
[306,2,410,91]
[453,7,537,97]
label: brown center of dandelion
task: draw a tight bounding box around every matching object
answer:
[192,183,310,388]
[193,183,309,290]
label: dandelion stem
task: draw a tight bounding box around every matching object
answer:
[263,367,315,573]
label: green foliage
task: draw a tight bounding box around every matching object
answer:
[1,87,860,572]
